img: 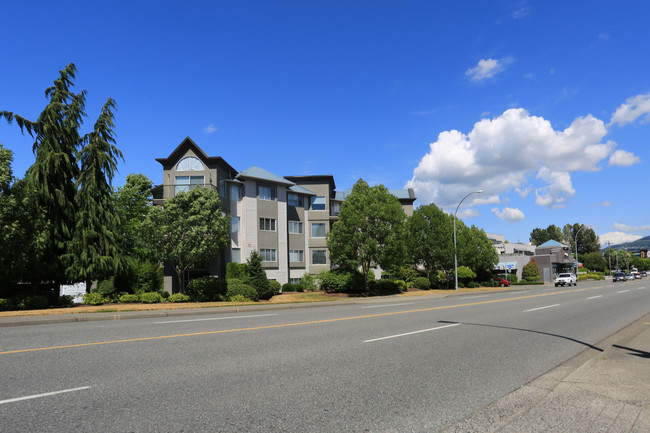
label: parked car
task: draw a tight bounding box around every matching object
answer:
[554,273,577,287]
[494,277,510,287]
[612,272,626,282]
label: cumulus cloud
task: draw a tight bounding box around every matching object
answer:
[203,124,218,134]
[612,222,650,232]
[465,58,508,82]
[457,208,479,219]
[609,92,650,126]
[599,232,642,246]
[491,207,525,222]
[608,149,640,166]
[406,108,615,209]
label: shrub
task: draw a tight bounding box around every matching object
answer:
[318,269,364,293]
[522,261,541,282]
[185,276,227,302]
[54,295,74,307]
[367,269,376,281]
[413,277,430,290]
[466,281,479,288]
[119,294,140,303]
[229,294,253,303]
[226,262,246,280]
[578,273,605,281]
[481,281,498,287]
[96,278,117,295]
[0,298,14,311]
[506,274,519,283]
[161,291,170,299]
[168,293,190,303]
[457,266,476,284]
[83,292,106,305]
[135,260,164,293]
[394,280,408,292]
[282,283,303,292]
[269,280,282,295]
[368,279,400,295]
[11,295,49,310]
[246,251,271,299]
[301,273,317,292]
[227,279,258,301]
[140,292,163,303]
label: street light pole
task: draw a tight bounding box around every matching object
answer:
[454,190,483,291]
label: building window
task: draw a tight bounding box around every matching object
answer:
[289,250,304,262]
[231,248,241,263]
[258,185,276,201]
[260,249,277,262]
[311,223,326,238]
[259,218,276,232]
[230,184,242,201]
[231,216,240,234]
[175,176,204,195]
[311,196,326,210]
[288,221,303,234]
[288,193,303,207]
[331,202,341,216]
[176,156,203,171]
[312,250,327,264]
[289,278,302,285]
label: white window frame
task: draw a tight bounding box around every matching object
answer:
[176,156,204,171]
[260,249,277,262]
[289,250,304,263]
[288,221,303,234]
[259,218,276,232]
[175,175,204,195]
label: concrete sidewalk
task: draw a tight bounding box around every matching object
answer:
[443,313,650,432]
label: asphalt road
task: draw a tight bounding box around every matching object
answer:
[1,280,648,432]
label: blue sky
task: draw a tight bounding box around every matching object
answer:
[2,1,649,246]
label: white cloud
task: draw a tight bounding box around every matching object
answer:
[406,108,614,209]
[512,4,532,19]
[611,222,650,233]
[465,58,508,82]
[608,149,640,166]
[203,124,218,134]
[595,201,611,207]
[491,207,525,222]
[599,232,642,246]
[457,208,479,219]
[610,92,650,126]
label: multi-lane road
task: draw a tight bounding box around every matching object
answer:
[1,279,648,432]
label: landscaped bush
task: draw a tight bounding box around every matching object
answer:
[506,274,518,283]
[522,261,541,282]
[269,280,282,295]
[393,280,408,292]
[83,292,106,305]
[301,273,317,292]
[282,283,303,292]
[119,294,140,303]
[578,273,605,281]
[96,278,117,295]
[226,279,258,301]
[168,293,190,303]
[11,295,49,310]
[140,292,163,303]
[465,281,479,288]
[135,260,164,293]
[413,276,430,290]
[0,298,14,311]
[481,281,498,287]
[185,276,227,302]
[368,279,401,295]
[512,280,544,285]
[229,294,253,303]
[54,295,74,307]
[318,269,364,293]
[226,262,246,280]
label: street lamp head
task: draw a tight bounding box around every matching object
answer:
[476,189,484,193]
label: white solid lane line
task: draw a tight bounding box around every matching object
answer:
[524,304,560,313]
[0,386,90,405]
[363,323,461,343]
[360,302,415,309]
[155,313,278,324]
[587,295,602,300]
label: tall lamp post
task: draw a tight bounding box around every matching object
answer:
[454,190,483,291]
[574,224,593,277]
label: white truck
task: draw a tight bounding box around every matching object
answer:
[554,273,577,287]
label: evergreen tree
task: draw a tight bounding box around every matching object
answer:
[245,251,273,300]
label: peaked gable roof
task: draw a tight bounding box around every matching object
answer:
[237,166,295,186]
[155,137,237,174]
[538,240,568,248]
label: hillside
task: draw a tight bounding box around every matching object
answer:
[603,235,650,251]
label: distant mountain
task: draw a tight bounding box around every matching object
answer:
[602,235,650,251]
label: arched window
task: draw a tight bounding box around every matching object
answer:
[176,156,204,171]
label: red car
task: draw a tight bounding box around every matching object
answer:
[494,277,510,287]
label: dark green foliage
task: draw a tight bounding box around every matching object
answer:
[282,283,304,292]
[269,280,281,294]
[367,279,401,295]
[407,203,454,277]
[413,277,431,290]
[0,298,14,311]
[96,279,117,295]
[226,262,246,280]
[185,276,227,302]
[11,295,49,310]
[54,295,74,307]
[119,294,140,303]
[245,251,272,300]
[522,261,541,282]
[114,173,153,259]
[140,292,163,303]
[168,293,190,303]
[581,252,607,272]
[506,274,518,283]
[226,279,258,301]
[530,224,564,246]
[318,269,364,293]
[481,281,498,287]
[562,223,600,254]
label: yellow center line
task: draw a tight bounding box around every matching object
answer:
[0,287,584,355]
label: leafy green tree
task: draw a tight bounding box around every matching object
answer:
[456,266,476,285]
[139,187,229,293]
[327,179,407,290]
[522,261,540,282]
[562,223,600,254]
[407,203,454,279]
[458,225,499,281]
[245,250,273,300]
[581,251,607,272]
[529,224,564,246]
[64,99,125,290]
[114,173,154,258]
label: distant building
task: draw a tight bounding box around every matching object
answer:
[486,233,536,281]
[154,137,416,293]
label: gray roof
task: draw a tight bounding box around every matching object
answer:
[288,184,317,195]
[335,188,414,201]
[236,166,295,186]
[538,240,568,248]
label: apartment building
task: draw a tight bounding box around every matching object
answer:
[154,138,416,292]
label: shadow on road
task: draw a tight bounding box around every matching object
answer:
[438,320,604,352]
